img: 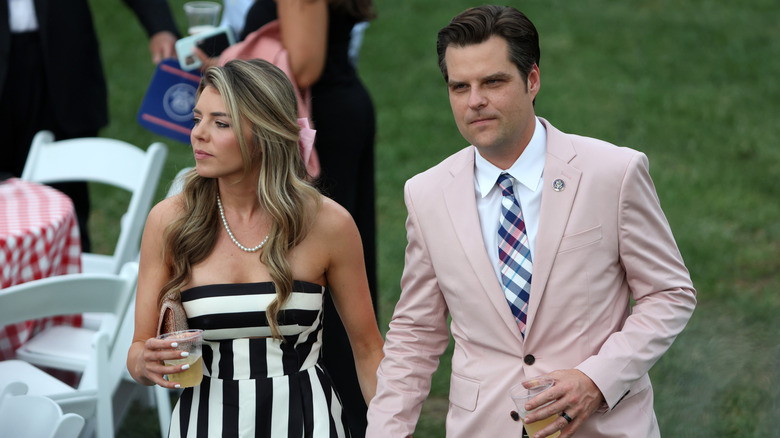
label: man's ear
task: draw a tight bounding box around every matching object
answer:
[527,64,541,98]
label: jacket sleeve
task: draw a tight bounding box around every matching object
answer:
[576,152,696,409]
[123,0,180,38]
[366,179,452,436]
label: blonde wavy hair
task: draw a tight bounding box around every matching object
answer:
[159,59,321,339]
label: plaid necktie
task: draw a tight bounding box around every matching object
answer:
[497,173,532,337]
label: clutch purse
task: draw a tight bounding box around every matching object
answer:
[156,292,189,336]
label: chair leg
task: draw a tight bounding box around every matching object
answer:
[95,394,114,438]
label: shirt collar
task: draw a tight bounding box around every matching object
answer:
[474,117,547,198]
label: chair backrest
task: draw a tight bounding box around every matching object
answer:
[0,263,138,329]
[21,130,168,274]
[167,166,193,198]
[0,382,85,438]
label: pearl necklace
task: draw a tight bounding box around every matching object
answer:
[216,194,269,252]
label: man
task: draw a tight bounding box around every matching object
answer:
[366,5,696,438]
[0,0,179,251]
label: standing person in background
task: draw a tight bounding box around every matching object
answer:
[0,0,178,251]
[367,5,696,438]
[239,1,378,436]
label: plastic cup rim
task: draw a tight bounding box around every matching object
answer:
[157,328,204,341]
[509,376,555,400]
[183,1,222,11]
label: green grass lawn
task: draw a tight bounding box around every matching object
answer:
[86,0,779,436]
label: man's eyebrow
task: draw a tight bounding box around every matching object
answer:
[447,72,514,87]
[484,72,513,81]
[447,78,466,87]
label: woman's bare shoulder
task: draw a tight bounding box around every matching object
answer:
[311,195,359,237]
[317,195,353,221]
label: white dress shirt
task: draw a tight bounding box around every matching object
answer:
[474,116,546,282]
[8,0,38,33]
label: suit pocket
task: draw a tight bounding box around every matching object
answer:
[558,225,602,253]
[449,373,480,412]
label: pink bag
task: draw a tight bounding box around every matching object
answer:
[219,20,320,178]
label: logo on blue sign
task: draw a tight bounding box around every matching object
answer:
[163,83,197,123]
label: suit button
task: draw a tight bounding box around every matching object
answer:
[524,354,535,365]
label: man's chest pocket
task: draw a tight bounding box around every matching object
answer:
[557,225,602,253]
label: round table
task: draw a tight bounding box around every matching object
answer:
[0,178,83,360]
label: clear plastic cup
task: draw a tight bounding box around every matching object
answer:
[157,329,204,387]
[183,1,222,35]
[509,376,560,438]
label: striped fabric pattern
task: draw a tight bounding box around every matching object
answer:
[169,281,350,438]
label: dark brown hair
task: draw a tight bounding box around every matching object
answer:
[436,5,540,83]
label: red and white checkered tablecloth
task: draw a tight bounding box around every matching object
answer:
[0,178,83,360]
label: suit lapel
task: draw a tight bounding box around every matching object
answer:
[442,148,525,343]
[525,119,582,333]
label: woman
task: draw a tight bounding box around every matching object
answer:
[241,3,379,434]
[127,59,384,437]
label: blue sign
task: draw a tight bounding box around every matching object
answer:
[137,58,202,144]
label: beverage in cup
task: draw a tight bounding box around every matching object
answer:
[158,329,204,387]
[183,1,222,35]
[509,376,561,438]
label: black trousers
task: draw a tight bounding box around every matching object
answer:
[0,32,93,252]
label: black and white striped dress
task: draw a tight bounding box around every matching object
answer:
[169,281,350,438]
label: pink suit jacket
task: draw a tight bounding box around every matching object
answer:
[366,118,696,437]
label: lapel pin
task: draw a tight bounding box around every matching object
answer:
[552,179,565,192]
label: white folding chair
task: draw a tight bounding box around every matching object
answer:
[15,256,138,372]
[19,166,194,438]
[14,270,152,434]
[0,262,139,438]
[21,130,168,275]
[0,381,85,438]
[19,130,166,372]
